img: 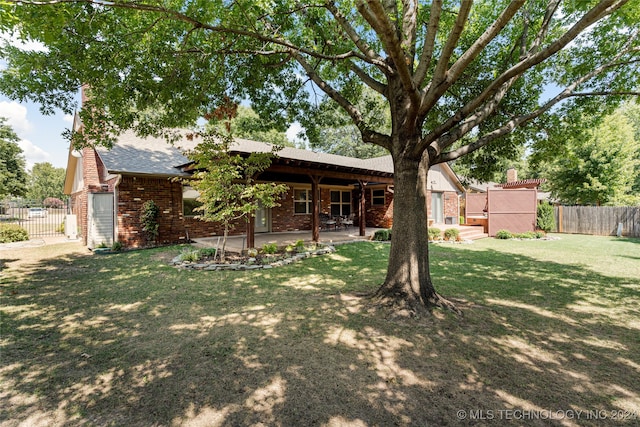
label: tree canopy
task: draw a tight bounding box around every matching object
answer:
[26,162,66,201]
[0,117,27,198]
[2,0,639,312]
[209,105,296,148]
[532,103,640,205]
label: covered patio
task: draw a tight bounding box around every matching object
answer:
[192,226,384,253]
[192,222,487,253]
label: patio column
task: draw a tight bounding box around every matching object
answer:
[246,215,255,250]
[359,180,367,236]
[311,175,321,241]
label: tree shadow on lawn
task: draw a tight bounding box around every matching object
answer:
[1,243,639,426]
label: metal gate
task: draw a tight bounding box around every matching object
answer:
[1,198,70,237]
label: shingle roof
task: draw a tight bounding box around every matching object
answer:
[96,130,394,177]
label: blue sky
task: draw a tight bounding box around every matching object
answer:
[1,95,77,170]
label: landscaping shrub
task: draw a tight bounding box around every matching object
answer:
[537,203,556,233]
[261,243,278,254]
[515,231,536,239]
[373,229,392,241]
[178,247,200,262]
[140,200,160,244]
[111,241,123,251]
[0,224,29,243]
[495,229,513,239]
[534,231,546,239]
[294,239,306,252]
[199,248,217,258]
[428,227,441,241]
[444,228,460,241]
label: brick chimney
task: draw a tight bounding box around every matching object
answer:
[81,84,90,106]
[506,168,518,183]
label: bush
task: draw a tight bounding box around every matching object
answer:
[428,227,441,241]
[0,224,29,243]
[537,203,556,233]
[111,241,123,251]
[373,229,392,241]
[294,239,306,252]
[178,247,200,263]
[199,247,217,258]
[534,231,546,239]
[495,229,513,239]
[515,231,536,239]
[140,200,160,243]
[261,243,278,254]
[444,228,460,241]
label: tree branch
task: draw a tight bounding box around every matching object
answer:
[422,1,472,101]
[417,0,631,157]
[413,0,442,86]
[356,0,421,106]
[432,30,639,164]
[527,0,561,56]
[347,62,387,95]
[324,1,384,65]
[12,0,385,66]
[291,50,391,150]
[420,1,525,116]
[401,0,418,67]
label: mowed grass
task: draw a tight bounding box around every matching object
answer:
[1,234,639,426]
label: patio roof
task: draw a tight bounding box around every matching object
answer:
[95,130,394,180]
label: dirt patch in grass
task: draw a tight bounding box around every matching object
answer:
[1,236,639,426]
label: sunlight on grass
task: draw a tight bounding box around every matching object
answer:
[2,236,639,425]
[279,273,345,290]
[486,298,579,326]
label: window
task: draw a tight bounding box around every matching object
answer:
[183,186,203,217]
[330,190,351,216]
[293,188,312,214]
[371,188,385,206]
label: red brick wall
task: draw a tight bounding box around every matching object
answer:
[78,165,445,247]
[365,186,394,228]
[115,176,234,247]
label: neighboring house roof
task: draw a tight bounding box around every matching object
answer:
[495,178,546,189]
[461,178,500,193]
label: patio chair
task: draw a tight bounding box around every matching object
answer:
[341,214,354,229]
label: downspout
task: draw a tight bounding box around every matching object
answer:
[113,174,122,245]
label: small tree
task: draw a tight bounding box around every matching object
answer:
[186,102,288,261]
[537,203,556,233]
[140,200,160,245]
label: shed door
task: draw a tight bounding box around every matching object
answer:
[88,193,114,249]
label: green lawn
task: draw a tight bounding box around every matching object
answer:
[1,234,639,426]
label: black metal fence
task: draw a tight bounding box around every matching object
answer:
[1,198,70,237]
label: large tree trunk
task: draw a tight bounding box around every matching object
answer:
[374,153,459,315]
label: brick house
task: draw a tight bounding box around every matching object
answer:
[64,120,463,248]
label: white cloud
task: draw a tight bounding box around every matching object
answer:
[63,114,74,123]
[17,139,50,170]
[0,101,31,134]
[0,31,48,53]
[286,122,304,142]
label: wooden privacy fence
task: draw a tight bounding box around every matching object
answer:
[555,206,640,237]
